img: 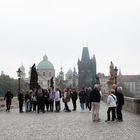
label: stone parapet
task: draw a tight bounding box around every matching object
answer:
[0,97,18,111]
[123,97,140,114]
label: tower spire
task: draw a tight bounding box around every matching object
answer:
[86,42,88,47]
[81,47,90,63]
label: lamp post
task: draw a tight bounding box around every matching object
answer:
[48,80,50,88]
[114,66,118,84]
[17,68,22,94]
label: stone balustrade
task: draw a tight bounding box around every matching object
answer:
[0,97,18,111]
[123,97,140,114]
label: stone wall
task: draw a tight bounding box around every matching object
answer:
[102,94,140,114]
[123,97,140,114]
[0,97,18,111]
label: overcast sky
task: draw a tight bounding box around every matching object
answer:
[0,0,140,78]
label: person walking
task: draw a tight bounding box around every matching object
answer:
[106,89,117,122]
[4,90,13,112]
[116,87,124,121]
[90,84,101,122]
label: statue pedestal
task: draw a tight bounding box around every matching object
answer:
[107,80,114,92]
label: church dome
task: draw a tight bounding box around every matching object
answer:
[66,69,73,75]
[37,55,54,70]
[19,65,25,72]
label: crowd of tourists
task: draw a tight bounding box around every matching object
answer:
[4,84,124,122]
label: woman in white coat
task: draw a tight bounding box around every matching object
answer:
[106,89,117,122]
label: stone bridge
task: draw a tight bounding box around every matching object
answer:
[0,100,140,140]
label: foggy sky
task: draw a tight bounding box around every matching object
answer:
[0,0,140,78]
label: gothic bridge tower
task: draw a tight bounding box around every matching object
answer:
[78,47,97,88]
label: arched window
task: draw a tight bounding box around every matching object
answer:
[43,72,45,76]
[49,72,51,77]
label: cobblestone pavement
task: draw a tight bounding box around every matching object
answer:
[0,101,140,140]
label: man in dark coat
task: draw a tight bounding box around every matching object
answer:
[4,90,13,112]
[116,87,124,121]
[18,91,24,113]
[90,84,101,122]
[70,89,78,111]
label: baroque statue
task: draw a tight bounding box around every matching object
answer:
[109,61,115,81]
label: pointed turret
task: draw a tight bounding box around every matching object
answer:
[58,67,64,80]
[73,67,77,76]
[92,54,97,77]
[81,47,90,64]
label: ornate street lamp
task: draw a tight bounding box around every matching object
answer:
[17,68,22,93]
[114,66,118,84]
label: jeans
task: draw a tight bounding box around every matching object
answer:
[80,103,85,110]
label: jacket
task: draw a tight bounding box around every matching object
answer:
[107,94,117,107]
[90,89,101,103]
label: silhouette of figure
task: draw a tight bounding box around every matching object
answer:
[4,90,13,112]
[30,64,38,90]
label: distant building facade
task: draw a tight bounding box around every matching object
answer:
[97,73,108,93]
[78,47,96,88]
[56,67,78,89]
[37,55,55,89]
[56,67,65,90]
[22,55,55,89]
[118,75,140,97]
[65,67,78,88]
[97,72,140,97]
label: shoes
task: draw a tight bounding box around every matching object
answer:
[98,118,101,121]
[105,120,110,122]
[93,119,101,122]
[65,110,71,112]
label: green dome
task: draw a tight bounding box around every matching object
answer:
[37,55,54,70]
[66,69,73,75]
